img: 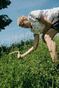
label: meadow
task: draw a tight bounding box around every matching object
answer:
[0,37,59,88]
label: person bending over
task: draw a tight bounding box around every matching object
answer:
[12,7,59,63]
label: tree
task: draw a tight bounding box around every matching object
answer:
[0,0,12,31]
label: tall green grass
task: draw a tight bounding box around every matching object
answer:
[0,38,59,88]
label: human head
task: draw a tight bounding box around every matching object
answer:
[17,16,32,28]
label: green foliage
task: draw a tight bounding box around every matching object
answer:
[0,0,12,30]
[0,0,11,9]
[0,15,12,30]
[0,40,33,57]
[0,39,59,88]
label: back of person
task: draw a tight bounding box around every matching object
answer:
[29,7,59,22]
[42,7,59,23]
[28,7,59,34]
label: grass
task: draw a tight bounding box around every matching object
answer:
[0,37,59,88]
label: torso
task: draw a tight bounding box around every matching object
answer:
[42,7,59,23]
[28,7,59,34]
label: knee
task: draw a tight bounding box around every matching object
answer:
[44,34,51,42]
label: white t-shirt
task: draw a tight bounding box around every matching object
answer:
[28,7,59,34]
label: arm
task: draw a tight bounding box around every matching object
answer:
[38,15,52,28]
[39,15,52,36]
[38,16,52,43]
[11,16,39,58]
[9,34,39,58]
[18,34,39,58]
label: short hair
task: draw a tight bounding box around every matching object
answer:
[17,16,28,26]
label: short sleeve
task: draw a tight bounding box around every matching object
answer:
[28,10,45,34]
[28,10,42,22]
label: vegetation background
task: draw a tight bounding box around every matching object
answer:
[0,37,59,88]
[0,0,59,88]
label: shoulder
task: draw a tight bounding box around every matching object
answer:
[29,10,43,18]
[30,10,41,15]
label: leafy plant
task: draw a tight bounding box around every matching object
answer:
[0,38,59,88]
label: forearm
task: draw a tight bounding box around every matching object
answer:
[21,46,34,58]
[20,34,39,58]
[39,16,52,28]
[40,16,52,34]
[41,18,51,26]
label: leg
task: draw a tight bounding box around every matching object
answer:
[44,28,59,63]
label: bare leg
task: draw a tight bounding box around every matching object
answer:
[44,28,59,63]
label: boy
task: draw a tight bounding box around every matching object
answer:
[16,7,59,63]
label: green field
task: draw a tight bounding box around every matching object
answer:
[0,37,59,88]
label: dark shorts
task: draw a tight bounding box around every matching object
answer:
[52,20,59,32]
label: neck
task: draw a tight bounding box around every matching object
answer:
[27,21,32,28]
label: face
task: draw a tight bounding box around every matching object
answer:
[17,16,32,28]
